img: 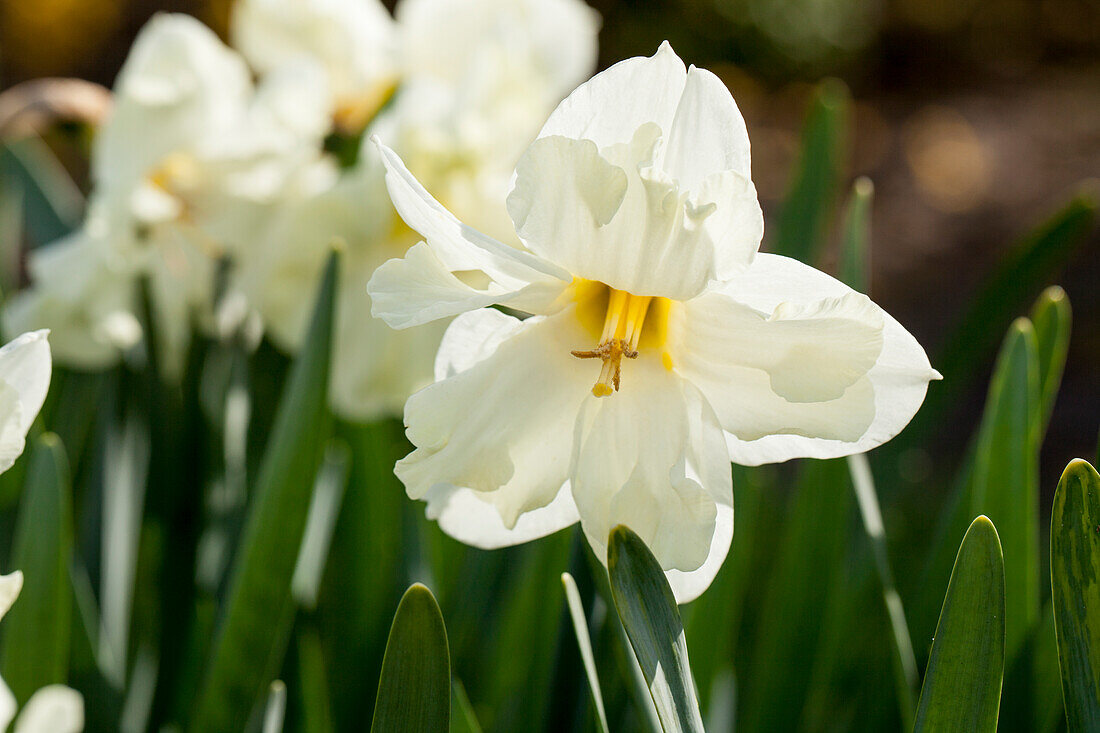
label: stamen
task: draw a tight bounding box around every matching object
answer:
[571,287,652,397]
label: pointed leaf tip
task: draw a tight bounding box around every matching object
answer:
[1051,459,1100,731]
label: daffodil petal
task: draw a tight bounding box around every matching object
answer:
[571,359,732,580]
[0,330,51,436]
[0,571,22,622]
[681,253,939,465]
[537,41,686,149]
[0,677,14,733]
[663,64,752,189]
[369,139,570,327]
[421,481,579,549]
[666,501,733,604]
[397,309,592,532]
[13,685,83,733]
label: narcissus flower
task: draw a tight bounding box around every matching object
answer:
[0,573,83,733]
[0,331,51,475]
[368,43,940,601]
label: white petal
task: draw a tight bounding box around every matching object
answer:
[571,359,732,582]
[663,66,752,189]
[94,14,252,191]
[232,0,396,104]
[0,571,23,621]
[330,259,448,421]
[13,685,83,733]
[0,678,14,733]
[397,309,592,533]
[0,331,51,435]
[510,125,755,300]
[0,384,27,476]
[369,138,569,326]
[2,233,139,371]
[667,501,733,604]
[421,481,579,549]
[537,41,686,149]
[397,0,599,101]
[677,254,939,465]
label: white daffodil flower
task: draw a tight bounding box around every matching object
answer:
[367,43,941,602]
[0,573,83,733]
[12,13,332,377]
[0,331,51,475]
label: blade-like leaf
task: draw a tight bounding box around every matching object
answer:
[189,251,339,732]
[910,190,1096,441]
[450,680,482,733]
[970,318,1040,661]
[0,434,73,704]
[913,516,1006,733]
[371,583,450,733]
[741,458,851,732]
[1050,459,1100,729]
[0,137,83,246]
[770,78,851,265]
[838,176,874,293]
[562,572,609,733]
[608,525,704,733]
[848,453,919,722]
[1029,285,1071,435]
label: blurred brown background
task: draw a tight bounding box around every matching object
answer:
[2,0,1098,489]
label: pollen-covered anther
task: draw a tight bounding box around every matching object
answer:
[571,288,650,397]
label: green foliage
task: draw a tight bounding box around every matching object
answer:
[770,78,851,265]
[371,583,450,733]
[189,251,339,732]
[910,190,1096,442]
[562,572,609,733]
[0,434,73,704]
[969,319,1040,660]
[0,137,83,247]
[1050,459,1100,729]
[914,516,1006,733]
[608,525,704,733]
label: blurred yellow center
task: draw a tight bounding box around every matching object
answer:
[571,280,670,397]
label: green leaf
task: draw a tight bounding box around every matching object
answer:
[848,453,919,723]
[295,626,334,733]
[770,78,850,265]
[317,417,409,731]
[449,679,482,733]
[838,176,874,293]
[1029,285,1071,435]
[913,516,1006,733]
[608,525,704,733]
[741,458,851,731]
[970,319,1040,661]
[562,572,609,733]
[1050,459,1100,729]
[910,190,1096,442]
[0,434,73,703]
[0,137,83,246]
[189,251,339,732]
[371,583,450,733]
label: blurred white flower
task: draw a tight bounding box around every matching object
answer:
[0,573,82,733]
[367,43,941,601]
[11,13,332,377]
[232,0,398,130]
[4,233,139,371]
[229,0,599,420]
[0,331,51,475]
